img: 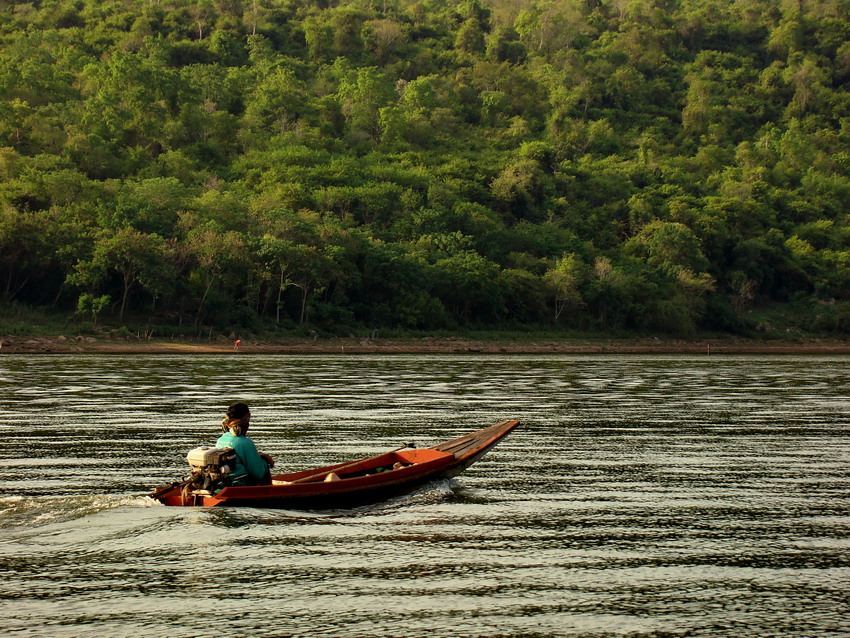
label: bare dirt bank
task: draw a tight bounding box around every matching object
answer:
[2,335,850,355]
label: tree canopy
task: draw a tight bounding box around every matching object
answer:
[2,0,849,335]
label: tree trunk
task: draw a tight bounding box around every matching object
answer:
[52,282,65,307]
[554,297,566,321]
[9,274,30,302]
[276,268,285,324]
[120,273,132,320]
[296,282,310,325]
[260,284,271,317]
[195,276,215,328]
[4,265,13,299]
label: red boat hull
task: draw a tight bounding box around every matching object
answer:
[151,419,520,508]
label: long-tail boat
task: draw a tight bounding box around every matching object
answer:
[151,419,520,508]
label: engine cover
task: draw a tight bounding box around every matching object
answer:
[187,446,236,472]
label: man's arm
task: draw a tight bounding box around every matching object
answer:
[238,437,270,480]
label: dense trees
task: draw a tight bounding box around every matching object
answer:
[1,0,849,335]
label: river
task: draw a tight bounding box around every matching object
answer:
[1,354,848,636]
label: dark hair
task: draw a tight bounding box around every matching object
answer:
[227,402,250,419]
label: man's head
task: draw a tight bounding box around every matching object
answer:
[227,402,250,421]
[224,402,251,436]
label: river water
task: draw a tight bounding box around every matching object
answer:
[0,354,848,637]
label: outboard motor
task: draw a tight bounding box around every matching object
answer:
[186,446,237,492]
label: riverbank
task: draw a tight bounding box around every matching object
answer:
[2,334,850,354]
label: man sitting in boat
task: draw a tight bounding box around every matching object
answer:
[217,402,274,485]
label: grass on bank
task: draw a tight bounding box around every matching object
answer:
[1,299,849,343]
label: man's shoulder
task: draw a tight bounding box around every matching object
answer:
[216,433,236,447]
[220,434,256,450]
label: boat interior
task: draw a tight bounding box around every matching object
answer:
[271,448,453,485]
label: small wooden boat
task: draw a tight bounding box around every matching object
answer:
[151,419,520,508]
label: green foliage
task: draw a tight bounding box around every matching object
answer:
[544,253,586,322]
[70,227,174,320]
[2,0,850,336]
[76,293,111,327]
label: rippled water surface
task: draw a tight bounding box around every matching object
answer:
[1,354,848,637]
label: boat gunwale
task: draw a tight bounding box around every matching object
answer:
[213,450,456,500]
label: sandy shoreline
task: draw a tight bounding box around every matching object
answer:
[2,335,850,355]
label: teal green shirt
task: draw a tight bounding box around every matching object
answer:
[216,432,268,484]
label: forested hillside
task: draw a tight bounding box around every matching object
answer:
[2,0,849,336]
